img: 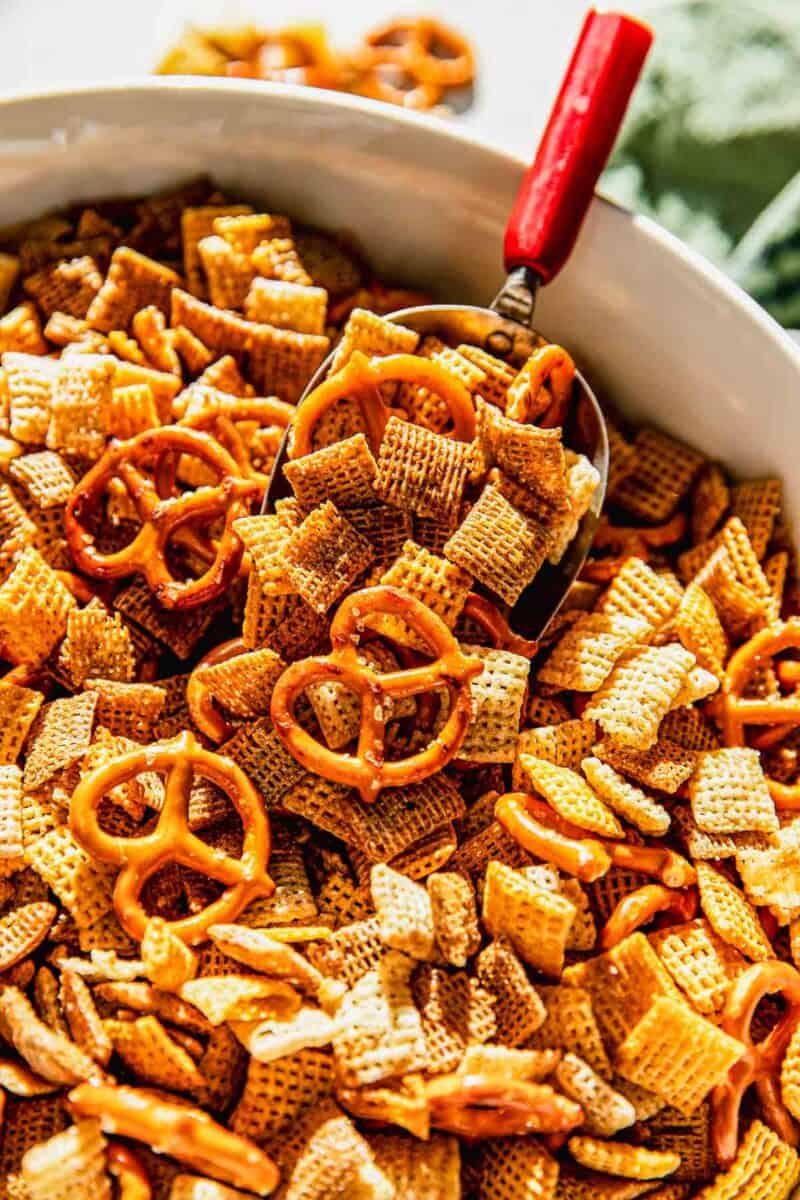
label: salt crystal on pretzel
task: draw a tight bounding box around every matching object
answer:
[613,428,705,523]
[689,747,778,835]
[427,870,481,967]
[231,1047,334,1141]
[411,964,495,1072]
[615,995,745,1116]
[483,859,576,977]
[475,936,546,1044]
[586,644,695,750]
[517,755,624,838]
[695,862,773,961]
[649,918,746,1015]
[444,483,550,605]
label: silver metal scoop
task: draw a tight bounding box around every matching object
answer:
[264,11,653,641]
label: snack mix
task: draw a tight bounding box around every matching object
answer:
[0,176,797,1199]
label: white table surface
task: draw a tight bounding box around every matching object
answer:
[0,0,661,158]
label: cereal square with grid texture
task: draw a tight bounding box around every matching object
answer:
[180,204,253,297]
[230,1047,334,1140]
[58,602,136,689]
[24,255,103,320]
[481,400,569,500]
[252,235,312,287]
[599,558,683,631]
[283,434,377,510]
[332,950,426,1087]
[396,336,485,434]
[475,936,546,1044]
[84,679,165,742]
[689,747,778,835]
[649,918,746,1015]
[193,645,284,719]
[347,504,413,570]
[444,484,551,605]
[458,644,529,763]
[23,692,97,792]
[347,775,465,863]
[586,644,695,750]
[0,301,47,358]
[0,684,43,765]
[674,582,729,677]
[613,428,705,522]
[1,353,56,444]
[245,276,327,335]
[0,764,24,876]
[555,1053,636,1137]
[539,612,651,693]
[426,871,481,967]
[197,234,254,309]
[548,451,602,564]
[483,859,576,977]
[593,736,697,794]
[369,1132,460,1200]
[516,719,598,774]
[528,984,611,1077]
[691,461,730,545]
[695,862,772,961]
[331,308,418,371]
[764,549,790,622]
[479,1137,559,1200]
[730,477,781,559]
[284,501,374,613]
[8,452,75,511]
[671,807,737,861]
[370,864,437,961]
[691,1119,799,1200]
[46,356,114,459]
[233,513,295,595]
[264,1099,392,1200]
[245,319,330,402]
[24,825,115,930]
[375,539,472,644]
[615,995,744,1114]
[694,546,769,641]
[375,416,471,523]
[581,756,670,836]
[563,933,683,1053]
[86,246,179,331]
[411,964,495,1072]
[517,755,623,837]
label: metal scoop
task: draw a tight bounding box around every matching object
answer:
[264,10,653,640]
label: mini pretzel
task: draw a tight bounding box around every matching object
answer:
[426,1072,583,1138]
[187,636,247,744]
[497,794,696,887]
[582,513,687,583]
[462,593,539,658]
[288,351,476,459]
[64,425,260,609]
[107,1143,151,1200]
[599,884,699,950]
[349,18,474,109]
[68,1082,280,1195]
[711,959,800,1167]
[495,793,612,882]
[69,729,273,944]
[180,397,294,487]
[721,619,800,808]
[270,585,484,802]
[506,344,575,426]
[225,28,342,89]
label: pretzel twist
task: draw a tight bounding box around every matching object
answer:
[288,351,476,459]
[64,425,260,609]
[496,794,696,887]
[462,593,539,658]
[711,960,800,1167]
[68,1083,280,1195]
[179,396,294,487]
[600,884,699,950]
[349,18,475,109]
[721,619,800,808]
[69,730,273,944]
[187,637,248,744]
[270,585,483,802]
[426,1072,583,1138]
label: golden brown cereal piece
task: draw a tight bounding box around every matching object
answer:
[0,249,20,309]
[341,505,412,571]
[245,276,327,334]
[780,1021,800,1121]
[58,970,112,1066]
[482,859,576,977]
[84,678,165,742]
[106,382,160,437]
[614,428,704,522]
[481,403,569,504]
[215,211,290,255]
[370,864,437,960]
[528,983,612,1076]
[695,546,769,641]
[0,1093,69,1196]
[674,582,729,677]
[24,825,115,931]
[0,1058,59,1096]
[0,479,38,556]
[0,546,76,666]
[375,538,472,643]
[593,735,696,795]
[252,236,312,287]
[0,687,43,772]
[347,774,465,863]
[650,919,744,1018]
[283,434,377,510]
[198,234,255,309]
[692,1117,800,1199]
[614,995,745,1114]
[586,644,695,750]
[24,692,97,792]
[3,351,59,444]
[548,452,602,565]
[0,900,56,972]
[599,557,683,631]
[179,974,300,1026]
[21,1118,112,1200]
[24,255,103,320]
[736,822,800,910]
[556,1053,636,1137]
[265,1099,391,1200]
[0,986,101,1084]
[568,1135,680,1180]
[375,415,472,523]
[563,933,683,1053]
[93,980,212,1034]
[411,964,495,1073]
[330,307,419,371]
[516,720,598,777]
[444,483,550,605]
[207,924,326,1000]
[426,871,481,967]
[479,1137,559,1200]
[397,337,485,434]
[46,355,114,458]
[233,513,295,594]
[517,755,624,837]
[580,756,669,836]
[457,347,516,407]
[105,1014,207,1093]
[332,951,426,1087]
[0,762,24,872]
[689,747,777,835]
[58,603,136,688]
[284,501,374,613]
[368,1131,459,1199]
[730,477,781,559]
[307,918,383,988]
[9,450,75,511]
[220,717,306,810]
[142,916,198,990]
[231,1004,337,1067]
[0,301,47,355]
[230,1047,334,1140]
[194,645,284,723]
[538,612,650,693]
[282,773,357,841]
[131,304,181,375]
[460,1044,560,1082]
[604,420,637,500]
[691,462,730,545]
[180,205,253,296]
[671,807,737,862]
[456,644,529,763]
[763,548,789,622]
[475,936,547,1044]
[86,246,179,332]
[695,861,772,961]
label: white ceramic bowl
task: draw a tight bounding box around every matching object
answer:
[1,78,798,519]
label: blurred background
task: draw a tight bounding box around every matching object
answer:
[2,0,798,325]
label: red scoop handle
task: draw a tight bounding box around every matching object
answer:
[503,10,652,285]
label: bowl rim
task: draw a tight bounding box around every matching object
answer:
[1,75,798,372]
